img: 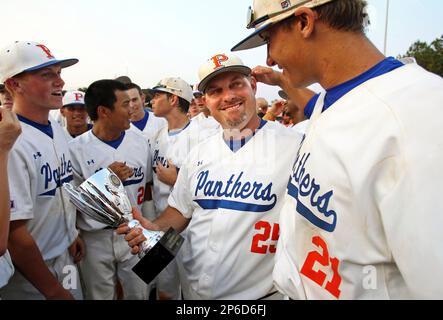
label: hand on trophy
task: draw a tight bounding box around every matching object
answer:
[116,207,161,255]
[63,168,184,285]
[108,161,133,182]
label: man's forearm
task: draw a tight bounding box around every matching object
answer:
[153,206,190,234]
[8,221,69,299]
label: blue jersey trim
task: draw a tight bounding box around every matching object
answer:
[17,114,54,139]
[304,57,404,118]
[194,198,275,213]
[224,119,267,152]
[39,174,74,196]
[93,131,126,149]
[132,110,150,131]
[287,181,336,232]
[168,121,191,137]
[123,177,145,186]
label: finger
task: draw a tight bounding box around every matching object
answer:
[131,245,140,255]
[131,206,159,231]
[157,160,164,169]
[124,228,140,242]
[126,167,134,176]
[116,223,129,235]
[167,159,175,167]
[127,232,146,248]
[132,207,144,222]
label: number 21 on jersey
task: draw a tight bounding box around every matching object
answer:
[300,236,342,299]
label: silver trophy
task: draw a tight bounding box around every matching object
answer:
[63,168,184,285]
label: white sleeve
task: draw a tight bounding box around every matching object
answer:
[8,146,34,221]
[378,150,443,298]
[68,140,84,187]
[167,158,193,219]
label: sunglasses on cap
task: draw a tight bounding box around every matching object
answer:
[246,0,310,28]
[153,84,183,94]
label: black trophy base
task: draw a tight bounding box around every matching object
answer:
[132,227,184,285]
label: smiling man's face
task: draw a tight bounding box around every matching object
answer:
[15,64,66,110]
[204,72,257,130]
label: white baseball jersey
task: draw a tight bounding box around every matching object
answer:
[168,120,301,299]
[49,109,66,128]
[0,252,14,289]
[292,119,309,136]
[275,63,443,300]
[62,124,93,142]
[130,110,167,147]
[69,129,152,231]
[7,116,78,261]
[151,119,219,216]
[192,113,221,133]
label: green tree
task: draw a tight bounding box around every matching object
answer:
[401,35,443,77]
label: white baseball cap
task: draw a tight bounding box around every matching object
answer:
[63,90,85,107]
[232,0,335,51]
[197,53,251,92]
[192,83,203,97]
[147,77,193,104]
[0,41,78,83]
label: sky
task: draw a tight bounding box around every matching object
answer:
[2,0,443,101]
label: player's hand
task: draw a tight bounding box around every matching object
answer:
[156,159,178,186]
[108,161,133,182]
[251,66,284,87]
[68,236,86,264]
[117,207,161,255]
[269,99,287,117]
[0,108,21,153]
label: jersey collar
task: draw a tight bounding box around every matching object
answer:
[17,114,53,139]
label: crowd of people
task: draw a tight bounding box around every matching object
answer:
[1,0,443,301]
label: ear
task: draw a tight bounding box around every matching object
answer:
[249,76,257,95]
[60,107,66,117]
[4,78,21,96]
[169,94,179,107]
[293,7,317,39]
[141,93,146,103]
[97,105,110,119]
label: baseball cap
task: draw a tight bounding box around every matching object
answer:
[192,83,203,97]
[197,53,251,93]
[63,90,85,107]
[147,77,193,104]
[232,0,335,51]
[0,41,78,83]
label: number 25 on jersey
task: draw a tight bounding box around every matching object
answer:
[250,221,279,254]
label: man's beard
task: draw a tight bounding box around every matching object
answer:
[225,111,248,128]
